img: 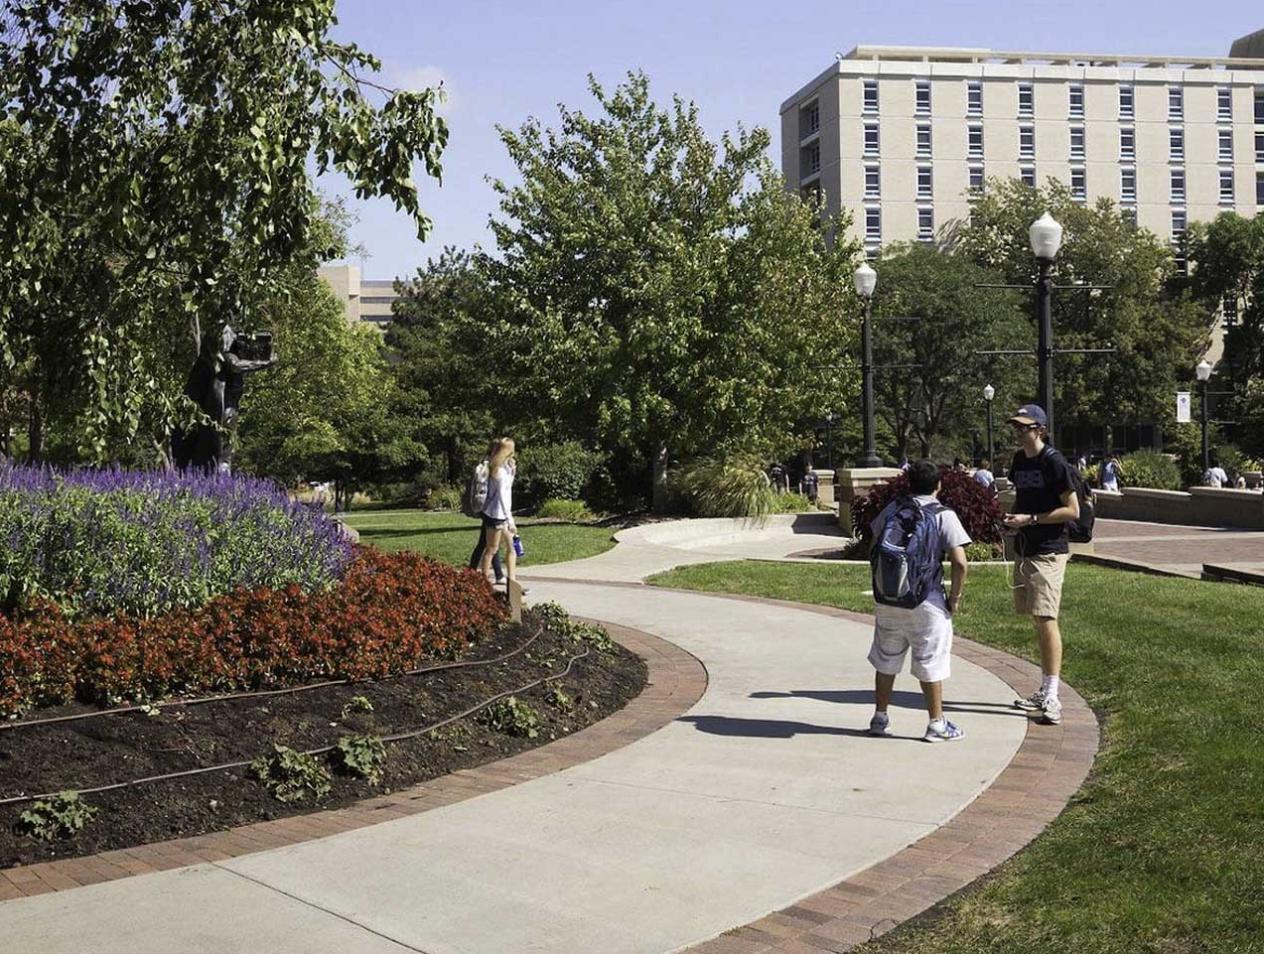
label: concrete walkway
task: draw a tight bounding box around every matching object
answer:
[1090,517,1264,577]
[0,517,1030,954]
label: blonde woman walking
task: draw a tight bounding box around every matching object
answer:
[478,437,520,591]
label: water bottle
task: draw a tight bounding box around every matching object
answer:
[512,535,525,558]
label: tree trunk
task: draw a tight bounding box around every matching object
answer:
[651,442,669,514]
[26,383,42,463]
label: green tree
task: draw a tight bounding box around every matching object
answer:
[869,244,1027,461]
[487,72,860,507]
[0,0,447,462]
[950,178,1212,448]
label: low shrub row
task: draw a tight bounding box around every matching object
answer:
[852,468,1004,544]
[0,549,506,718]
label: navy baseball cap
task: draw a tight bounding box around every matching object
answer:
[1008,404,1048,427]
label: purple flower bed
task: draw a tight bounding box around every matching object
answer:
[0,463,352,619]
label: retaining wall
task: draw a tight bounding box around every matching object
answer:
[1092,487,1264,529]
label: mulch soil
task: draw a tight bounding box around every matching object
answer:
[0,608,647,868]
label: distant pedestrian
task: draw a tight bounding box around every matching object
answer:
[952,457,967,473]
[1101,453,1122,492]
[466,442,505,585]
[973,458,996,490]
[478,437,521,592]
[1074,451,1088,472]
[800,464,820,504]
[1203,460,1228,488]
[867,460,971,743]
[899,456,911,472]
[769,462,788,494]
[1002,405,1080,727]
[1233,471,1247,489]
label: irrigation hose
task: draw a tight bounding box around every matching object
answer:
[0,645,591,808]
[1,624,548,734]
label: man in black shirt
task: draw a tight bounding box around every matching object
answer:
[1001,404,1080,726]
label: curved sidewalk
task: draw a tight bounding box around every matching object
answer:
[0,518,1093,953]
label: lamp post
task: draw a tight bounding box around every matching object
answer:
[1196,359,1212,473]
[854,262,882,467]
[1029,212,1064,438]
[983,384,995,468]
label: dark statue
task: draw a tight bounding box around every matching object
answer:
[172,325,276,472]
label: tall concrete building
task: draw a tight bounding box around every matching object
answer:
[317,264,400,327]
[781,36,1264,259]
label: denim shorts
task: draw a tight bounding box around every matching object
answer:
[481,513,508,530]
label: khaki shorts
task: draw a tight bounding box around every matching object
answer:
[1013,552,1069,619]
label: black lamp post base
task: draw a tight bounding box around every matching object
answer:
[856,454,885,468]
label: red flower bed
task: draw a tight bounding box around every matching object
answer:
[0,549,506,718]
[852,468,1004,544]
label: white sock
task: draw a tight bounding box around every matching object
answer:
[1042,675,1060,699]
[928,717,945,729]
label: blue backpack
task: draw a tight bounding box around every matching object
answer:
[870,497,944,609]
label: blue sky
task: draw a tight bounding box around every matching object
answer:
[325,0,1260,280]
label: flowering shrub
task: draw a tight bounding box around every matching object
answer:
[852,468,1004,545]
[0,548,507,717]
[0,464,352,618]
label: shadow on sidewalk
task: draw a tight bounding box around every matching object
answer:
[749,689,1025,717]
[679,714,878,738]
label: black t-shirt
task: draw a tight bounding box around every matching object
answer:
[1010,446,1074,555]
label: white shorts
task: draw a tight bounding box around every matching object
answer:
[867,601,953,683]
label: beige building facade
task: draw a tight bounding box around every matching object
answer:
[317,264,400,327]
[781,39,1264,257]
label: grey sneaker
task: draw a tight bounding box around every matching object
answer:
[924,719,965,743]
[1039,695,1063,725]
[868,712,892,737]
[1014,689,1047,711]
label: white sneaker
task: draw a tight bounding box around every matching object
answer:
[1039,695,1063,725]
[868,712,892,737]
[1013,689,1047,711]
[924,719,965,743]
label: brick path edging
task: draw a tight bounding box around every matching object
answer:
[0,621,707,901]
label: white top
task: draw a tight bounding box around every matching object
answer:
[481,461,515,521]
[973,468,995,488]
[1204,466,1228,488]
[870,495,971,614]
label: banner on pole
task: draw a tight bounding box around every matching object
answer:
[1176,391,1191,423]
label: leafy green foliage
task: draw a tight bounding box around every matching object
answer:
[0,1,446,461]
[481,696,539,738]
[486,72,861,500]
[425,486,464,512]
[249,745,332,803]
[536,498,596,522]
[673,454,778,518]
[1119,449,1182,490]
[332,734,387,784]
[546,687,575,713]
[516,442,603,506]
[341,695,375,718]
[527,600,613,652]
[17,791,98,841]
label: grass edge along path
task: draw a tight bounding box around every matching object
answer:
[647,560,1264,954]
[341,509,616,567]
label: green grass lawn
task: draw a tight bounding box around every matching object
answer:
[341,509,616,567]
[648,561,1264,954]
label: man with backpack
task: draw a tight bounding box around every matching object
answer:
[464,449,505,585]
[1001,404,1082,727]
[867,460,971,743]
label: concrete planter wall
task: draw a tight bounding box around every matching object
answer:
[1092,486,1264,529]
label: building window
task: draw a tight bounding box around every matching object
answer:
[1170,127,1184,162]
[800,100,820,138]
[864,123,880,156]
[1258,171,1264,206]
[915,80,931,114]
[1020,165,1036,188]
[917,164,933,198]
[1121,167,1136,202]
[1168,86,1183,121]
[1119,84,1134,119]
[968,163,985,193]
[916,123,932,157]
[801,141,820,178]
[1220,168,1235,204]
[865,206,882,242]
[1069,84,1084,119]
[863,79,879,114]
[1219,129,1234,162]
[1071,167,1086,201]
[967,80,983,116]
[1171,168,1186,203]
[1070,126,1085,160]
[968,124,984,158]
[1172,210,1187,273]
[1256,87,1264,124]
[1218,87,1233,121]
[800,181,822,206]
[917,207,934,241]
[1018,82,1034,117]
[1019,124,1034,159]
[864,164,881,198]
[1257,131,1264,163]
[1120,126,1136,160]
[1224,295,1240,328]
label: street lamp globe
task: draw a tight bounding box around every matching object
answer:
[853,261,877,299]
[1195,360,1212,382]
[983,384,995,401]
[1029,212,1064,261]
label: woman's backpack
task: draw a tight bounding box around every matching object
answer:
[462,461,489,517]
[871,498,944,609]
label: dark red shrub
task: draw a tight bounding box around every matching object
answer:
[0,549,508,718]
[852,468,1004,545]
